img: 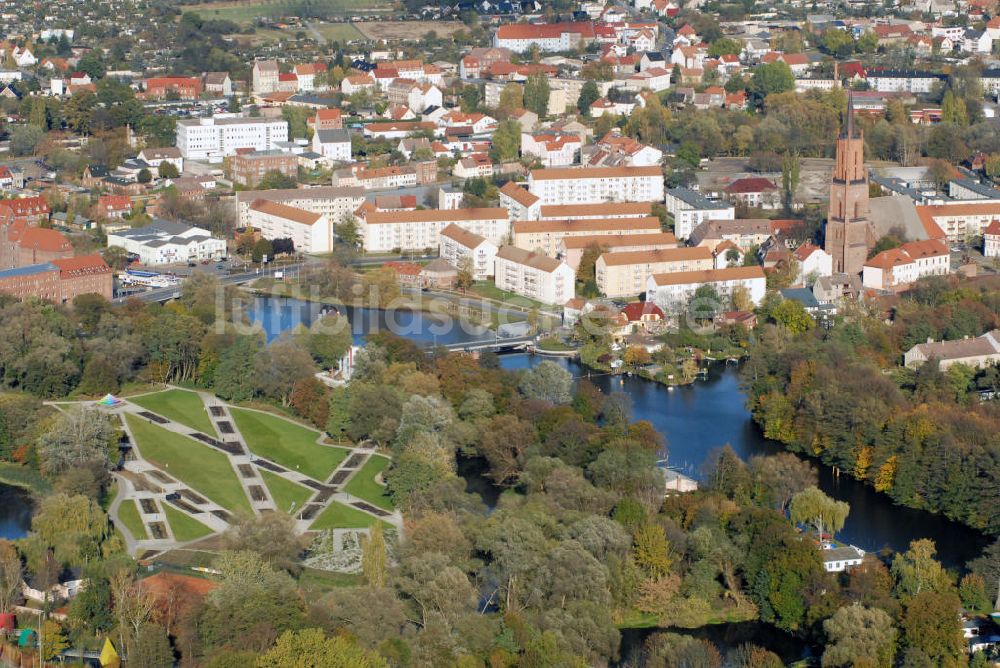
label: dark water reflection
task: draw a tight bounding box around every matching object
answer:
[0,485,33,540]
[499,354,991,570]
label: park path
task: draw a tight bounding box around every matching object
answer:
[55,389,402,556]
[216,404,403,532]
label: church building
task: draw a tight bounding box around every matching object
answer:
[824,98,875,275]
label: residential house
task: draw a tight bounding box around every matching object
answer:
[439,223,499,280]
[494,245,576,305]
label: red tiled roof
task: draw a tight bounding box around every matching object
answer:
[621,301,664,321]
[51,254,110,276]
[725,177,778,194]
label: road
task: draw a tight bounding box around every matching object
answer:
[113,263,306,304]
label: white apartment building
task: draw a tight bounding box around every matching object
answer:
[439,224,498,280]
[866,70,945,94]
[664,188,736,240]
[246,200,333,254]
[513,217,662,256]
[985,220,1000,258]
[494,245,576,305]
[312,129,352,162]
[235,187,366,228]
[916,203,1000,242]
[539,202,653,220]
[176,116,289,160]
[499,182,542,221]
[107,220,226,266]
[596,247,714,298]
[360,208,510,253]
[646,266,767,312]
[862,239,950,290]
[527,166,664,205]
[493,22,594,53]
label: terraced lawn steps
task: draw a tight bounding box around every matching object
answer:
[344,455,393,511]
[117,498,148,540]
[260,470,313,514]
[310,501,392,530]
[125,414,252,514]
[163,504,214,542]
[130,389,217,435]
[230,407,349,481]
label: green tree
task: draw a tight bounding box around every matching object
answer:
[460,84,481,113]
[770,299,814,333]
[821,604,897,668]
[40,619,69,661]
[304,316,352,369]
[901,591,965,666]
[519,360,573,404]
[891,539,952,601]
[252,238,274,263]
[9,124,44,156]
[822,29,855,57]
[708,37,742,57]
[257,170,297,190]
[789,486,849,541]
[0,541,21,614]
[137,168,152,184]
[257,629,387,668]
[490,119,521,162]
[578,80,600,116]
[214,335,262,402]
[781,152,800,212]
[157,162,179,179]
[749,62,794,105]
[941,89,969,126]
[496,83,523,119]
[633,523,672,578]
[334,215,361,247]
[128,623,173,668]
[523,74,550,117]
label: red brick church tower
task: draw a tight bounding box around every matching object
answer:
[824,95,874,275]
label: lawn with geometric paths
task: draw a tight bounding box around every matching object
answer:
[229,408,350,481]
[129,388,216,435]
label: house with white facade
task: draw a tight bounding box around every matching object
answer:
[520,132,582,167]
[494,245,576,305]
[107,220,226,265]
[137,147,184,174]
[793,242,833,286]
[861,239,950,290]
[312,129,352,162]
[246,200,333,254]
[439,223,498,280]
[984,220,1000,258]
[646,266,767,312]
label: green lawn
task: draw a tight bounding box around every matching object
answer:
[310,501,388,530]
[116,499,147,540]
[126,414,252,514]
[130,389,215,435]
[199,0,389,23]
[163,505,215,542]
[470,281,546,311]
[344,456,393,511]
[230,408,348,481]
[261,470,313,514]
[314,23,364,41]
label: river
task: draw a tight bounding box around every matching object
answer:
[249,296,990,569]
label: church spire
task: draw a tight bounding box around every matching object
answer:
[845,89,855,139]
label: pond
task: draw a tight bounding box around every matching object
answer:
[0,484,33,540]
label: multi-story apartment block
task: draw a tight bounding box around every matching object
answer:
[664,188,736,240]
[176,116,288,160]
[247,200,333,254]
[916,203,1000,242]
[235,187,366,228]
[527,166,664,205]
[494,245,575,305]
[558,232,677,271]
[229,150,298,188]
[359,208,510,253]
[499,182,542,221]
[646,266,767,312]
[596,247,714,298]
[439,224,499,280]
[252,60,280,95]
[493,22,596,53]
[0,255,112,304]
[513,216,662,256]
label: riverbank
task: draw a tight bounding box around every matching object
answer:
[0,463,50,496]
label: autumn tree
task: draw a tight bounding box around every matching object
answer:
[361,524,387,588]
[490,119,521,163]
[821,604,897,668]
[496,83,523,119]
[257,629,387,668]
[901,591,965,666]
[38,406,116,476]
[518,360,573,404]
[523,75,550,117]
[891,539,953,601]
[0,541,21,613]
